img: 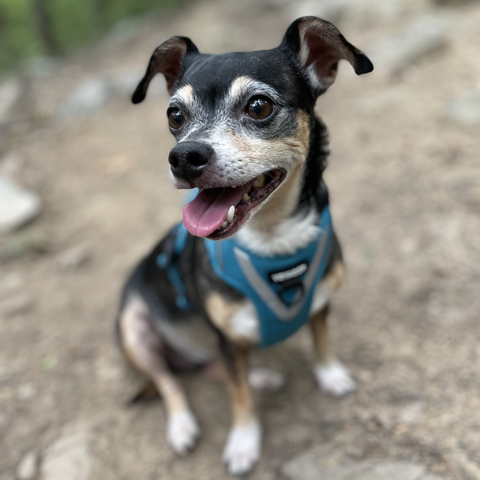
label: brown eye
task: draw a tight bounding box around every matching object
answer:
[246,96,274,120]
[168,108,185,129]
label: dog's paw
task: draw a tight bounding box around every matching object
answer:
[314,361,356,397]
[167,410,200,456]
[249,367,286,392]
[223,419,262,476]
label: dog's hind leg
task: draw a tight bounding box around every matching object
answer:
[118,294,200,455]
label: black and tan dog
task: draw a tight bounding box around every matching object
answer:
[118,17,373,476]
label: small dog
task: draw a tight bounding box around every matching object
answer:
[117,17,373,476]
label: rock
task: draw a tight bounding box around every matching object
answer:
[41,425,92,480]
[444,451,480,480]
[16,451,37,480]
[17,383,36,401]
[369,15,449,75]
[0,293,34,317]
[433,0,479,5]
[55,69,165,122]
[54,245,91,271]
[0,175,42,232]
[365,463,426,480]
[108,70,165,99]
[398,402,424,425]
[288,0,348,24]
[288,0,415,27]
[0,152,24,176]
[0,77,22,126]
[55,79,112,121]
[281,446,429,480]
[0,271,24,294]
[446,90,480,126]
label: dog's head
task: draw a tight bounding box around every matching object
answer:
[133,17,373,240]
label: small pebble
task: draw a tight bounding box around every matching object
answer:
[0,293,34,317]
[54,245,91,271]
[16,451,37,480]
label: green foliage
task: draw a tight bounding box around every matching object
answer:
[0,0,182,73]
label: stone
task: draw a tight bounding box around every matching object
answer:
[360,462,426,480]
[444,451,480,480]
[55,79,112,121]
[288,0,415,27]
[0,271,24,294]
[0,175,42,232]
[433,0,479,5]
[0,77,22,126]
[0,293,34,317]
[446,90,480,126]
[16,451,37,480]
[55,69,165,122]
[17,383,36,401]
[398,402,424,425]
[54,245,91,271]
[369,15,449,75]
[0,152,24,176]
[281,447,429,480]
[288,0,348,24]
[41,425,92,480]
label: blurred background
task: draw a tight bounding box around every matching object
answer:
[1,0,479,479]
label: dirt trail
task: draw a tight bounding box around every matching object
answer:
[2,0,480,479]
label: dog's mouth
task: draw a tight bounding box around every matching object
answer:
[182,168,286,240]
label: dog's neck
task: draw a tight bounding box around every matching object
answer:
[236,115,330,257]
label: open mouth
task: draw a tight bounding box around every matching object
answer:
[182,168,286,240]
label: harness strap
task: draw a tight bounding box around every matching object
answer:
[156,224,193,311]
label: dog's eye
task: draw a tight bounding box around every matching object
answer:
[246,96,274,120]
[168,108,185,129]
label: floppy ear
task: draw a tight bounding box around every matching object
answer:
[132,36,199,104]
[281,17,373,97]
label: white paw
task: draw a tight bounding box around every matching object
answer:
[248,367,286,392]
[167,410,200,456]
[223,419,262,476]
[314,360,356,397]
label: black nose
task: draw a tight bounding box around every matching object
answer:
[168,141,213,182]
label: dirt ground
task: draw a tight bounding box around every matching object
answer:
[1,0,480,479]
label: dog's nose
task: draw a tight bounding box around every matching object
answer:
[168,141,213,182]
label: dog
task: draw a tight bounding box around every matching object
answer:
[117,16,373,476]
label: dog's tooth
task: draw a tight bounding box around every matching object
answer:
[253,174,266,188]
[221,220,228,229]
[227,205,235,223]
[242,193,251,202]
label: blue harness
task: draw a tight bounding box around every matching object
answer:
[157,207,332,347]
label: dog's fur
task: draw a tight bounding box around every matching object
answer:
[117,17,373,476]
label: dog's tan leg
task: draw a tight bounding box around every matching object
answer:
[310,260,356,397]
[119,294,199,455]
[220,341,261,476]
[310,305,356,397]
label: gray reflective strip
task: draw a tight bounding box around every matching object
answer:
[233,227,329,322]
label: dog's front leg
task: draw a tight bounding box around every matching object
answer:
[310,305,356,397]
[219,336,261,476]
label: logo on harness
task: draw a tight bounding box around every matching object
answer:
[269,262,308,284]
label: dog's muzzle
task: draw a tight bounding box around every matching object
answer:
[168,141,213,183]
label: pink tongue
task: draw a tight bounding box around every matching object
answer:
[183,184,251,237]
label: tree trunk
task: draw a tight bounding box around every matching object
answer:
[33,0,61,56]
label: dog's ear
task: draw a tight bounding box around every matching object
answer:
[281,17,373,97]
[132,36,199,104]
